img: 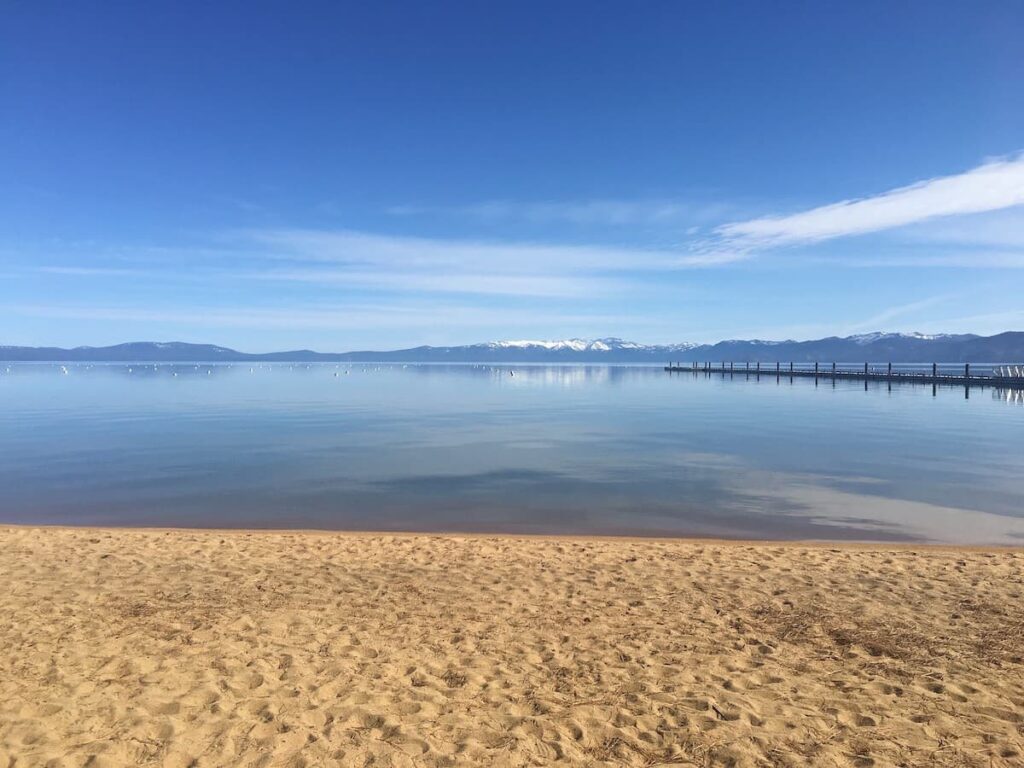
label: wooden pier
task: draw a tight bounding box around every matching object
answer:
[664,361,1024,390]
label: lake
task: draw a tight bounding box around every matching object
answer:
[1,362,1022,544]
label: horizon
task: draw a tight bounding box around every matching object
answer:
[4,2,1024,348]
[4,328,1020,356]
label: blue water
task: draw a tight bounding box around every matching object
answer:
[1,362,1022,544]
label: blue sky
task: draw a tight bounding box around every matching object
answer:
[2,1,1023,351]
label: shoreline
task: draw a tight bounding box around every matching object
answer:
[2,521,1021,552]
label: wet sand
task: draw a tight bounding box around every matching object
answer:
[1,526,1022,767]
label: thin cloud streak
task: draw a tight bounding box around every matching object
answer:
[718,153,1024,248]
[845,295,952,333]
[247,269,624,298]
[812,252,1024,268]
[36,266,153,277]
[245,228,744,271]
[5,303,639,333]
[386,199,733,226]
[30,262,631,298]
[904,309,1024,337]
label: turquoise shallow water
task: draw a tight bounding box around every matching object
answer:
[1,362,1022,544]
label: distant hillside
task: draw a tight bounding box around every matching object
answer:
[2,332,1023,363]
[0,342,245,362]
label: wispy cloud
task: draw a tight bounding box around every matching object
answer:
[244,227,745,274]
[27,262,628,298]
[36,266,157,277]
[229,228,748,299]
[895,208,1024,250]
[812,251,1024,269]
[386,199,733,227]
[24,152,1024,314]
[897,308,1024,337]
[844,295,952,333]
[717,153,1024,248]
[17,228,745,304]
[383,154,1024,269]
[4,302,639,333]
[246,269,625,298]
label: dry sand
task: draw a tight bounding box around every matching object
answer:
[1,527,1023,767]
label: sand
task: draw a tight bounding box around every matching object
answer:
[1,528,1022,767]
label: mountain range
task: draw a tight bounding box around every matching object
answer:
[2,332,1024,363]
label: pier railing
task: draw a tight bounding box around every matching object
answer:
[663,361,1024,387]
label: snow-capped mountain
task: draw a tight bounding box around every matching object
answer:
[848,332,962,345]
[1,332,1021,363]
[480,338,698,354]
[421,337,700,362]
[692,332,988,363]
[484,338,601,352]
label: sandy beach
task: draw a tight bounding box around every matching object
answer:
[1,527,1022,767]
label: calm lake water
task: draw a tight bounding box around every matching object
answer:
[1,363,1022,544]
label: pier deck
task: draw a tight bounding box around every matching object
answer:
[664,362,1024,389]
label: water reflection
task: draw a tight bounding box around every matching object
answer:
[994,387,1024,405]
[1,363,1023,544]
